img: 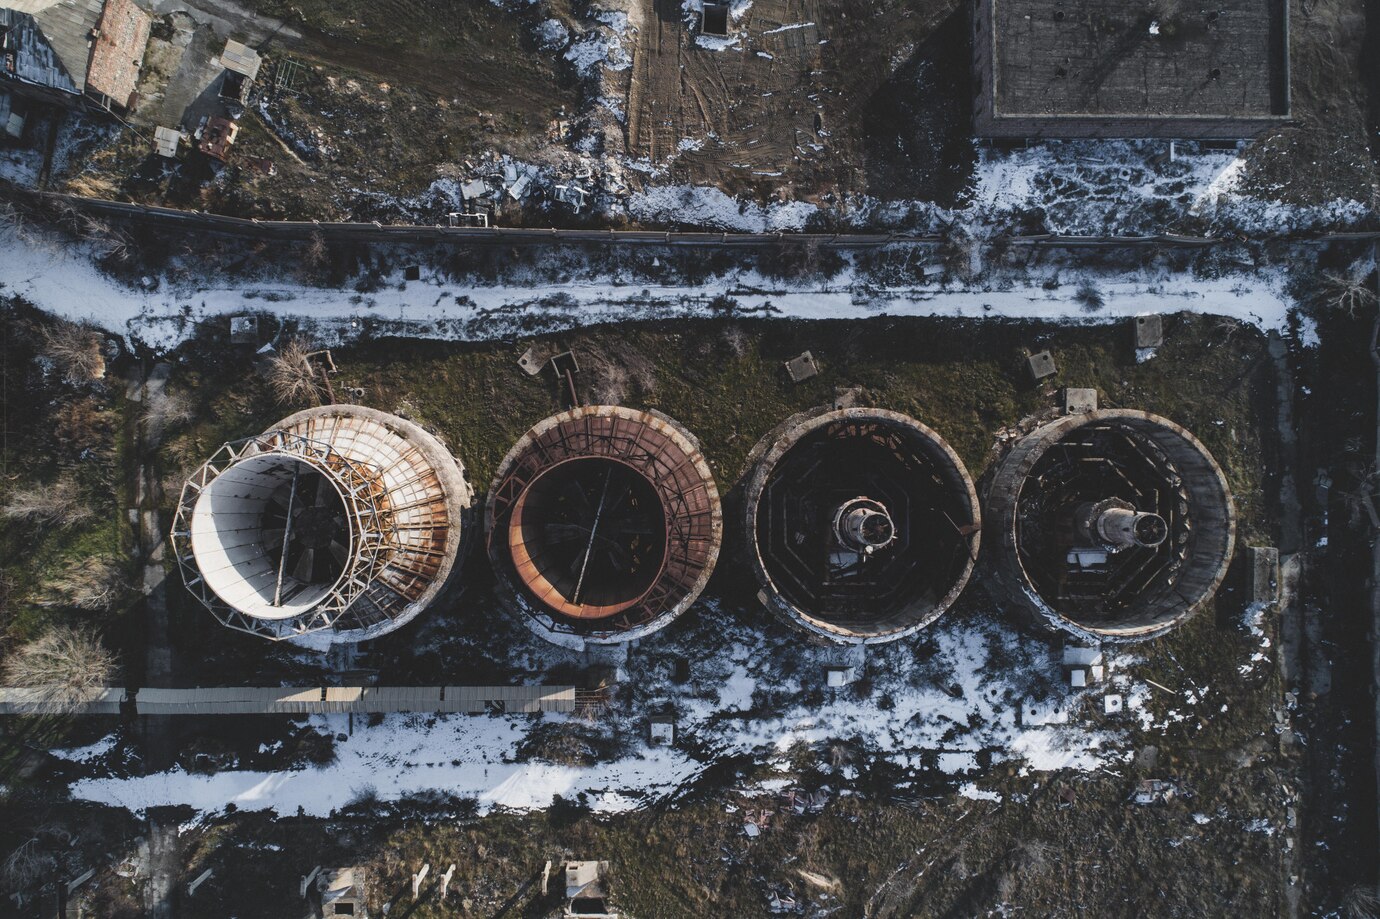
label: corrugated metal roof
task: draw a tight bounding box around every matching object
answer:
[24,0,101,90]
[0,6,82,95]
[219,38,259,80]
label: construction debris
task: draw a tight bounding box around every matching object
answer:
[1131,779,1177,806]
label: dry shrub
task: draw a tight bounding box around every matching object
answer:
[589,363,628,404]
[1,625,118,713]
[140,389,193,432]
[53,397,111,453]
[267,338,325,406]
[1,479,94,528]
[1320,262,1378,316]
[41,321,105,384]
[38,555,128,611]
[304,231,329,270]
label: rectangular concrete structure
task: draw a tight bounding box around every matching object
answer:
[973,0,1291,138]
[1135,315,1164,349]
[0,686,126,714]
[0,686,577,715]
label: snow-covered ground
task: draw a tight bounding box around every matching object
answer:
[618,139,1372,235]
[66,609,1138,818]
[0,226,1295,352]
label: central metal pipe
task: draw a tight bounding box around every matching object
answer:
[1085,500,1168,549]
[833,497,896,554]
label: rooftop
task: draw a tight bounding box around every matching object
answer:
[85,0,149,107]
[976,0,1290,136]
[0,0,149,108]
[219,37,260,81]
[0,3,87,95]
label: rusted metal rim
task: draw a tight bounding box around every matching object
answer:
[507,456,670,620]
[487,405,723,644]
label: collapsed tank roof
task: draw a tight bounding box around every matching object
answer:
[486,405,722,645]
[744,407,982,644]
[985,408,1236,641]
[172,404,473,643]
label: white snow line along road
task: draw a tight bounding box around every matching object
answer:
[0,232,1295,352]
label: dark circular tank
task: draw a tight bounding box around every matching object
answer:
[743,407,982,644]
[486,406,722,645]
[986,409,1236,640]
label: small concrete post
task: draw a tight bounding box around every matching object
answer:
[301,866,321,899]
[440,863,456,899]
[412,863,429,899]
[187,868,213,896]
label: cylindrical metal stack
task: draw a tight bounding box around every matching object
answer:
[743,407,982,644]
[486,405,723,646]
[985,409,1236,641]
[171,405,473,643]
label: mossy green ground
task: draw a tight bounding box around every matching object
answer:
[164,311,1266,493]
[130,310,1287,917]
[0,307,1286,916]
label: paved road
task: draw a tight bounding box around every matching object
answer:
[136,362,180,919]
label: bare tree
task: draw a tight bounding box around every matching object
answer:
[78,214,134,264]
[1320,260,1378,317]
[267,338,325,406]
[1,626,118,713]
[1343,885,1380,919]
[303,230,329,271]
[38,555,128,612]
[40,320,105,384]
[1,479,94,528]
[1,838,56,891]
[941,220,993,283]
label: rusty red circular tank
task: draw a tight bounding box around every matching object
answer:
[486,406,723,646]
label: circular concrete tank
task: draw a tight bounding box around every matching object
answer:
[172,405,473,643]
[486,405,722,646]
[743,407,982,644]
[985,409,1236,641]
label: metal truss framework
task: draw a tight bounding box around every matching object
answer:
[171,430,400,640]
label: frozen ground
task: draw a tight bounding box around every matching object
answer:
[620,139,1372,236]
[0,227,1296,352]
[65,608,1144,818]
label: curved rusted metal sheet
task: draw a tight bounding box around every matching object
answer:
[486,406,722,645]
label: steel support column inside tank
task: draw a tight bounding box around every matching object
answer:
[743,407,982,644]
[486,406,722,646]
[985,408,1236,641]
[171,405,474,643]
